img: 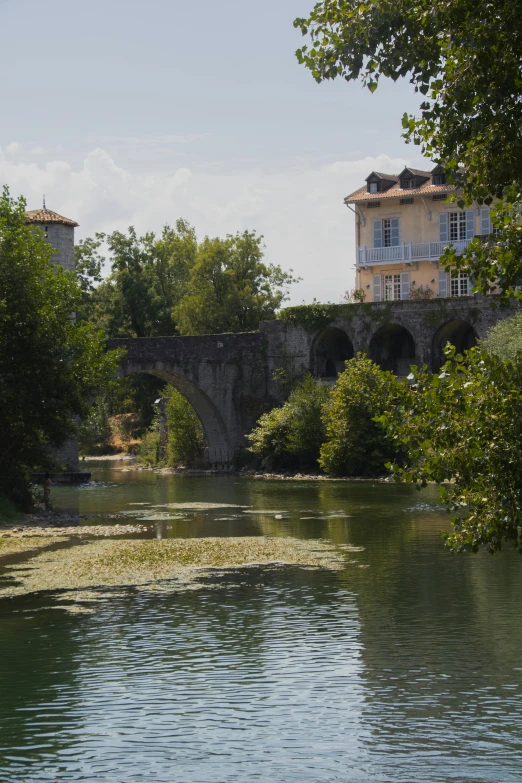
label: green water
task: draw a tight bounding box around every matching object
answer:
[1,462,521,782]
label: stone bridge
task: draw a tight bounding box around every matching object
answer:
[108,296,515,468]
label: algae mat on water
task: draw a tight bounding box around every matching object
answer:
[0,536,346,598]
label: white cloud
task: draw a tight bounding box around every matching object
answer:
[0,145,411,304]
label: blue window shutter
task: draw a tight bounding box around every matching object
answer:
[400,271,410,300]
[390,217,400,247]
[465,210,475,239]
[480,207,491,235]
[372,274,382,302]
[373,219,383,248]
[438,269,448,297]
[439,212,448,242]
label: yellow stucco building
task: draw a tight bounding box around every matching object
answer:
[345,165,494,302]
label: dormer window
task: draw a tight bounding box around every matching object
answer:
[433,173,446,185]
[401,178,414,189]
[369,182,379,194]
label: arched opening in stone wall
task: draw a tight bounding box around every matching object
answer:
[121,365,231,469]
[312,327,354,378]
[432,320,478,370]
[369,324,416,376]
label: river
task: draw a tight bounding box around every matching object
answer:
[1,461,521,782]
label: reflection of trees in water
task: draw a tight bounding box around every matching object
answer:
[0,599,81,773]
[351,509,522,772]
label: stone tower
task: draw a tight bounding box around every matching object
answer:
[25,206,79,273]
[26,205,81,472]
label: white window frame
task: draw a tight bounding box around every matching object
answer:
[449,211,467,241]
[384,274,401,301]
[450,271,469,297]
[369,181,379,193]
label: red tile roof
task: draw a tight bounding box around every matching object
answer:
[345,178,461,204]
[25,208,79,227]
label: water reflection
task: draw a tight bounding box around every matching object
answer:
[0,466,521,782]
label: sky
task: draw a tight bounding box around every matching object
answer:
[0,0,430,304]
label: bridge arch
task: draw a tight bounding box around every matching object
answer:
[311,327,354,378]
[119,361,231,468]
[432,320,478,370]
[369,324,416,376]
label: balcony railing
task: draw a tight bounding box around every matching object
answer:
[356,239,472,266]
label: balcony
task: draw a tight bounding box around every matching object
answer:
[356,239,472,267]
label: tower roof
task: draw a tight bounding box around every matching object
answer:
[25,208,79,227]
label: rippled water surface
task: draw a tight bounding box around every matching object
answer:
[1,463,521,782]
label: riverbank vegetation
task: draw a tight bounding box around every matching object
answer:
[137,386,205,468]
[0,188,123,509]
[382,343,522,554]
[246,323,522,554]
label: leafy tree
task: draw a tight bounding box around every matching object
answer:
[78,396,113,454]
[0,188,122,507]
[248,406,293,470]
[381,345,522,553]
[320,355,401,476]
[481,312,522,359]
[174,231,298,335]
[138,414,161,466]
[74,234,104,321]
[248,375,330,470]
[77,221,197,432]
[165,387,205,467]
[83,220,197,337]
[294,0,522,300]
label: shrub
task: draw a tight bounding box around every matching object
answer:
[248,374,330,470]
[165,388,205,468]
[0,495,21,524]
[319,354,402,476]
[138,417,161,466]
[78,397,113,454]
[481,311,522,359]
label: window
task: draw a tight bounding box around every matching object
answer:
[480,207,501,236]
[400,197,414,204]
[373,217,400,247]
[373,272,410,302]
[433,174,446,185]
[401,178,414,189]
[439,210,474,242]
[384,274,401,301]
[367,201,380,208]
[450,271,469,297]
[432,193,448,201]
[369,181,379,193]
[448,212,467,241]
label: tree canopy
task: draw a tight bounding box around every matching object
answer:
[173,231,297,335]
[77,220,197,337]
[0,188,122,506]
[320,355,401,476]
[381,346,522,553]
[294,0,522,300]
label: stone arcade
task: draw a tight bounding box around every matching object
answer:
[108,295,514,468]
